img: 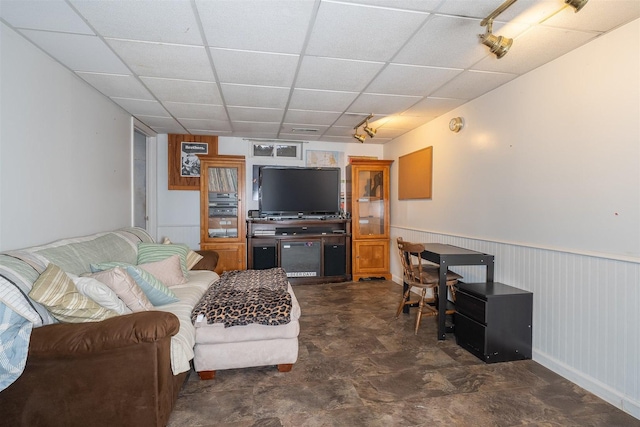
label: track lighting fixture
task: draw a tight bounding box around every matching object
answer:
[363,122,377,138]
[565,0,588,12]
[479,19,513,59]
[352,113,375,143]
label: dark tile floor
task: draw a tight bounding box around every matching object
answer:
[168,280,639,427]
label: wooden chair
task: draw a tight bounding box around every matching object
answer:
[395,237,461,334]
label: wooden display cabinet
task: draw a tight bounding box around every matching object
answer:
[346,159,393,281]
[199,156,246,274]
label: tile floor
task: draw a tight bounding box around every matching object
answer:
[168,280,639,427]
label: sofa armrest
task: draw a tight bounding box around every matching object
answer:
[193,249,219,271]
[28,311,179,358]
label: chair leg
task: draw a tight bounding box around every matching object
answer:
[396,287,411,318]
[414,289,426,335]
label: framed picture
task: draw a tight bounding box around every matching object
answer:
[180,142,208,177]
[168,134,218,190]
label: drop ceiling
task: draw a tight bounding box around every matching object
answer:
[1,0,638,144]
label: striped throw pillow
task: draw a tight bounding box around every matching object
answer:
[28,264,117,323]
[137,243,190,277]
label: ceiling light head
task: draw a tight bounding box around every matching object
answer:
[353,133,366,143]
[565,0,588,12]
[363,122,377,138]
[479,31,513,59]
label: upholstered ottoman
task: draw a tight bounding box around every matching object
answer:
[192,270,301,380]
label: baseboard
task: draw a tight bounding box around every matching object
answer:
[533,349,640,420]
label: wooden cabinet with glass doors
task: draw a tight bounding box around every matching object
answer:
[199,156,246,274]
[346,159,393,281]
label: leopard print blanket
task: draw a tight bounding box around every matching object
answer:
[191,268,292,328]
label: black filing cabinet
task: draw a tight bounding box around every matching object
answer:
[454,282,532,363]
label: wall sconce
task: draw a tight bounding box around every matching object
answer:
[479,19,513,59]
[353,113,374,143]
[565,0,588,12]
[449,117,464,133]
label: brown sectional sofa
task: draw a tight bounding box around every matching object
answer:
[0,228,218,427]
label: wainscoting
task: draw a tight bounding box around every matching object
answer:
[391,226,640,419]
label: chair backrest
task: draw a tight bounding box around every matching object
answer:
[397,237,427,286]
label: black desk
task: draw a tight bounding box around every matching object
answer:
[419,243,495,340]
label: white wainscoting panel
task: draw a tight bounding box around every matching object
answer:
[391,226,640,419]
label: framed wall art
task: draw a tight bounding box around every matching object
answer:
[168,134,218,190]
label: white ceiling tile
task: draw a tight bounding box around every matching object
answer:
[296,57,385,92]
[221,84,291,109]
[228,107,285,122]
[289,89,359,111]
[107,39,213,81]
[348,93,422,115]
[323,125,357,137]
[437,0,563,24]
[110,98,169,117]
[430,70,517,99]
[135,115,184,129]
[403,97,467,117]
[164,102,228,120]
[232,122,282,133]
[76,72,153,99]
[376,114,432,130]
[178,118,233,132]
[393,15,521,69]
[211,49,299,87]
[543,0,640,32]
[141,77,222,104]
[332,113,377,127]
[0,0,93,34]
[367,64,463,96]
[473,26,598,74]
[306,1,429,61]
[283,110,341,125]
[152,125,190,134]
[70,0,202,45]
[196,0,316,53]
[339,0,442,13]
[19,30,129,73]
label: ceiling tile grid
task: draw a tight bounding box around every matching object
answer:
[1,0,638,142]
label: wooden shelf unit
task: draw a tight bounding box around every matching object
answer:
[199,156,246,274]
[346,159,393,281]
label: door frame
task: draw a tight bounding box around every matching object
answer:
[132,118,158,240]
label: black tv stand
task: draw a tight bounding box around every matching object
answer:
[247,218,352,285]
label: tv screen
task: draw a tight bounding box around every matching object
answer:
[259,167,340,216]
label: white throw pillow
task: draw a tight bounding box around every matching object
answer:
[69,274,132,315]
[89,268,153,312]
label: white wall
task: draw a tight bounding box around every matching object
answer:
[384,19,640,417]
[156,136,384,248]
[0,23,133,250]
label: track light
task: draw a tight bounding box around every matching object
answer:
[352,113,374,143]
[565,0,588,12]
[479,19,512,59]
[363,122,377,138]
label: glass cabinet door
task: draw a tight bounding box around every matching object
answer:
[206,165,239,239]
[356,168,385,237]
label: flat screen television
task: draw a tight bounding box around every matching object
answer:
[259,166,341,217]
